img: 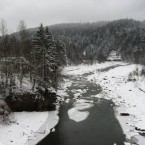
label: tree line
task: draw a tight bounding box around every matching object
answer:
[0,19,67,97]
[49,19,145,65]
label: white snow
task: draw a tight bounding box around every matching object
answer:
[68,108,89,122]
[68,102,94,122]
[74,102,93,110]
[0,111,59,145]
[107,50,122,61]
[57,90,69,97]
[0,142,4,145]
[63,61,126,76]
[1,61,145,145]
[63,61,145,144]
[28,111,59,145]
[87,63,145,144]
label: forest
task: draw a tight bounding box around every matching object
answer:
[49,19,145,64]
[0,18,145,113]
[0,20,67,113]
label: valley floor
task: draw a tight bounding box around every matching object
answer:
[0,61,145,145]
[61,61,145,145]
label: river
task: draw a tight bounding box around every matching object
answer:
[38,69,125,145]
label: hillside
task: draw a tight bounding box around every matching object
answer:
[10,19,145,65]
[49,19,145,64]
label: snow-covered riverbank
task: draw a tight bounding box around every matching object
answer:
[63,61,145,144]
[87,64,145,144]
[0,111,59,145]
[0,61,145,145]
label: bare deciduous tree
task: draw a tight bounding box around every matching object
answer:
[0,18,7,36]
[0,19,8,97]
[17,20,28,88]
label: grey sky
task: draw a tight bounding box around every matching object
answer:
[0,0,145,33]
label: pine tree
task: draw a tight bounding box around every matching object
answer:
[32,24,59,88]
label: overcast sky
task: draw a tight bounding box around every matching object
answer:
[0,0,145,33]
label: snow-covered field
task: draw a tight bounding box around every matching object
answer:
[62,61,145,144]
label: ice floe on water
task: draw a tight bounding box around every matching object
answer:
[68,102,94,122]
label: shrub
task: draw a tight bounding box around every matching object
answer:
[0,100,11,123]
[128,66,145,81]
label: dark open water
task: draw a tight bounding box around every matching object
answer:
[38,69,125,145]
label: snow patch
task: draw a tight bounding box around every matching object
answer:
[68,102,93,122]
[68,108,89,122]
[0,111,59,145]
[63,61,126,75]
